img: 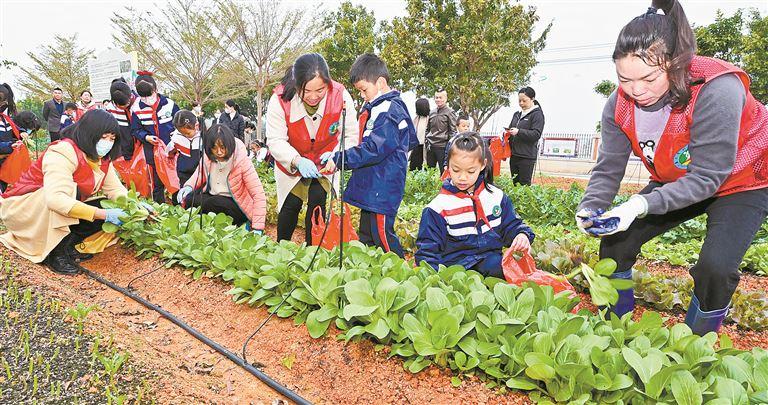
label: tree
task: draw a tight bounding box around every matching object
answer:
[694,8,768,104]
[111,0,245,107]
[314,1,377,105]
[17,35,92,101]
[216,0,325,142]
[593,80,617,132]
[380,0,550,130]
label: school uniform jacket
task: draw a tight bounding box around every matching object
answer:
[415,177,534,271]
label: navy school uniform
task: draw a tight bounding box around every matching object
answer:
[415,176,535,278]
[0,114,20,192]
[330,90,418,258]
[130,94,180,202]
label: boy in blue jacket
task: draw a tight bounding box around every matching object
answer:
[320,53,417,258]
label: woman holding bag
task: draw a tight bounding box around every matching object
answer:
[266,53,358,244]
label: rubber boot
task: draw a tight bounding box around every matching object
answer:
[44,234,82,275]
[608,269,635,317]
[684,294,729,336]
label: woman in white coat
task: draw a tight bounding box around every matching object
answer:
[266,53,358,243]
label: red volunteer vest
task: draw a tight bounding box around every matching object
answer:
[2,138,111,201]
[273,81,345,176]
[615,56,768,196]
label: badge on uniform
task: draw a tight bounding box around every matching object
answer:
[366,120,374,130]
[329,121,339,136]
[492,205,502,217]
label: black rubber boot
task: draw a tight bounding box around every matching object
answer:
[44,235,82,275]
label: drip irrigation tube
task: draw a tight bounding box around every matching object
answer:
[80,268,312,405]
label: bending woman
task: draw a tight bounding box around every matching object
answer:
[0,110,134,275]
[577,0,768,335]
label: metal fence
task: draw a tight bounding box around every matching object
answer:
[479,131,599,161]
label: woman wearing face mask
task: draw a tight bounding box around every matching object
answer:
[177,124,266,233]
[130,71,180,203]
[507,86,545,186]
[577,0,768,336]
[218,99,246,142]
[75,90,98,121]
[0,110,139,275]
[265,53,358,244]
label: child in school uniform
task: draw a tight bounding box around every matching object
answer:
[415,132,535,278]
[105,78,139,161]
[320,53,417,258]
[167,110,201,203]
[60,102,77,130]
[130,71,180,203]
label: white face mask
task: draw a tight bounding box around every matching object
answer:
[96,139,114,157]
[141,94,158,105]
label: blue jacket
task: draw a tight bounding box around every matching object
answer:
[0,114,17,156]
[332,91,417,216]
[415,176,535,271]
[130,94,179,145]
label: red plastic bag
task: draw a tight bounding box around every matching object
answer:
[113,140,152,197]
[489,136,511,177]
[502,250,577,300]
[152,140,179,194]
[0,143,32,184]
[311,200,359,250]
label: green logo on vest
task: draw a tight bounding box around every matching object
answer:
[673,145,691,169]
[329,121,339,136]
[492,205,501,217]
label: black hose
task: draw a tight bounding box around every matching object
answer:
[80,268,312,405]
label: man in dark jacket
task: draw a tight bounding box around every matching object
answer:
[425,89,457,173]
[42,87,64,141]
[507,87,545,186]
[218,100,245,142]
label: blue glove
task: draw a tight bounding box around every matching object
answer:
[177,186,193,204]
[104,208,127,226]
[320,151,335,164]
[139,201,155,213]
[295,157,321,178]
[252,229,264,236]
[593,195,648,236]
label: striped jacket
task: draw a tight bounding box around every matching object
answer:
[130,94,179,144]
[166,130,201,178]
[415,177,534,271]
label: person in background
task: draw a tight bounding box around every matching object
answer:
[167,110,202,203]
[0,83,23,192]
[457,114,471,133]
[507,86,545,186]
[577,0,768,336]
[415,132,534,277]
[60,103,78,130]
[177,124,266,233]
[425,88,457,174]
[75,90,98,121]
[218,99,246,142]
[42,87,64,142]
[320,53,416,258]
[130,71,180,203]
[191,102,207,133]
[409,97,430,171]
[105,78,139,161]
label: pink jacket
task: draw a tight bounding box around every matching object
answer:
[184,139,267,230]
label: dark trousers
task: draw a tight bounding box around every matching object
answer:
[472,253,503,279]
[172,172,195,206]
[509,156,536,186]
[409,144,424,171]
[56,198,106,255]
[277,179,327,245]
[358,210,404,258]
[425,144,446,173]
[184,190,248,226]
[49,131,60,142]
[600,184,768,311]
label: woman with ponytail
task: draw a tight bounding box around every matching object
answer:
[218,99,246,142]
[577,0,768,336]
[507,86,545,185]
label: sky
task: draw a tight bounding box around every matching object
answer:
[1,0,766,134]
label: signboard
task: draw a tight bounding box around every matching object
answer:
[87,49,138,102]
[541,138,577,157]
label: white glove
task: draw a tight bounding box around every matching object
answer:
[575,208,597,236]
[177,186,193,204]
[597,195,648,236]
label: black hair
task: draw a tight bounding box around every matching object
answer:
[0,83,17,115]
[53,87,63,92]
[80,90,92,98]
[192,102,200,107]
[245,121,256,130]
[415,98,430,117]
[111,77,127,84]
[445,131,494,188]
[613,0,696,109]
[225,99,240,113]
[135,71,157,97]
[204,124,237,161]
[64,102,77,111]
[349,53,390,85]
[12,111,41,132]
[61,109,121,161]
[110,80,132,107]
[458,113,470,122]
[281,53,332,102]
[518,86,541,107]
[173,110,197,130]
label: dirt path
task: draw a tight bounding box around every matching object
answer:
[6,244,529,404]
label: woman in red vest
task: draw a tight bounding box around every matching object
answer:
[576,0,768,336]
[0,110,142,275]
[266,53,358,243]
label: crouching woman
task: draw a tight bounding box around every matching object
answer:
[176,124,267,233]
[0,110,132,275]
